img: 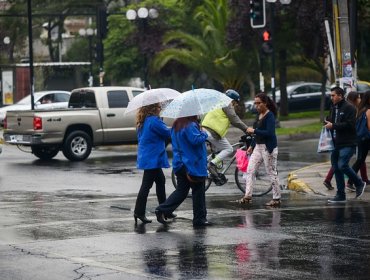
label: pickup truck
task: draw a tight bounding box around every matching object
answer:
[3,86,152,161]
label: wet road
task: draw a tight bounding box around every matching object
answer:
[1,141,369,279]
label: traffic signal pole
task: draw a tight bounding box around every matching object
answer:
[270,3,276,103]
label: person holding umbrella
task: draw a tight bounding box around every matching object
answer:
[134,103,175,224]
[155,115,211,227]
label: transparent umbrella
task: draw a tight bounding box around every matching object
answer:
[161,88,232,118]
[124,88,181,114]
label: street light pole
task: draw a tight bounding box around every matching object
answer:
[79,27,95,86]
[126,7,158,89]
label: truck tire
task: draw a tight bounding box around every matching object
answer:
[62,130,92,161]
[31,146,59,160]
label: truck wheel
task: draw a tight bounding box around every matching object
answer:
[62,130,92,161]
[31,146,59,160]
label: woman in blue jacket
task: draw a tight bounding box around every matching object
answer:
[238,93,281,207]
[134,103,172,224]
[155,116,211,227]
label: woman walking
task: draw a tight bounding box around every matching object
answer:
[134,103,172,224]
[155,116,211,227]
[348,91,370,188]
[238,93,281,206]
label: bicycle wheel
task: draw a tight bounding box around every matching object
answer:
[171,170,212,191]
[235,167,272,197]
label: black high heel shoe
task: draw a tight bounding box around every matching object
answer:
[155,210,167,224]
[134,213,152,224]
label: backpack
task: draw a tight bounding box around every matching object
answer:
[356,112,370,141]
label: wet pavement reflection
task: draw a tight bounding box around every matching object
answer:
[0,141,369,279]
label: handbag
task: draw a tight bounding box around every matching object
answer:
[186,173,206,183]
[317,127,334,153]
[235,149,249,172]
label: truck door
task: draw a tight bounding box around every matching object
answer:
[100,90,138,143]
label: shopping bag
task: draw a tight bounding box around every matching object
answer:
[317,127,334,153]
[236,149,249,172]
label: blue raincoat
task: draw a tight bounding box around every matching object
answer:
[171,122,208,177]
[137,116,171,169]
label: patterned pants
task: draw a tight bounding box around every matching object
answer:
[244,144,280,199]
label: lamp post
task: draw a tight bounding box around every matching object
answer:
[79,27,95,86]
[126,7,159,89]
[266,0,291,103]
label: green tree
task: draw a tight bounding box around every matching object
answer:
[151,0,258,104]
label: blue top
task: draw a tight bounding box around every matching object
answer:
[252,111,277,153]
[137,115,171,169]
[171,122,208,177]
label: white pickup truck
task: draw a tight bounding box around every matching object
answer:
[3,86,153,161]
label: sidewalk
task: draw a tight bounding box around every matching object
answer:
[287,157,370,200]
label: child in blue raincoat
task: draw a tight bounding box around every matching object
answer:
[134,103,173,224]
[155,115,212,227]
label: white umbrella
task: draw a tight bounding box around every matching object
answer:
[160,88,232,118]
[124,88,181,114]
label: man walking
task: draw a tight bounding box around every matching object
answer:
[324,87,366,203]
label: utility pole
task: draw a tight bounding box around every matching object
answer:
[333,0,353,92]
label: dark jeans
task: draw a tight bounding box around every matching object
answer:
[134,168,166,216]
[349,139,370,184]
[156,166,207,225]
[331,146,363,197]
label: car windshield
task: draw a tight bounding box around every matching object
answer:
[16,93,43,105]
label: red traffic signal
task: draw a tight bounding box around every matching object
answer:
[262,30,271,42]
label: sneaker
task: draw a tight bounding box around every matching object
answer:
[327,195,346,203]
[345,183,356,192]
[323,180,334,190]
[207,162,218,177]
[355,182,366,198]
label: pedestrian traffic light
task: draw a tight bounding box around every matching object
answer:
[261,30,273,54]
[250,0,266,29]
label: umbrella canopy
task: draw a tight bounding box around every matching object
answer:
[125,88,181,114]
[161,88,232,118]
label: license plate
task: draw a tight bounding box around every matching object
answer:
[9,135,30,143]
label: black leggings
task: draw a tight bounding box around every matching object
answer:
[134,168,166,216]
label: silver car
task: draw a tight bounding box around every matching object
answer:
[273,82,331,112]
[0,90,71,126]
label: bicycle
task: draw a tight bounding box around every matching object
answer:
[171,135,273,197]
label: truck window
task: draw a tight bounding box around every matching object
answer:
[69,91,97,108]
[107,90,129,108]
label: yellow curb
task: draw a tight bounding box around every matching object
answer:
[0,138,4,144]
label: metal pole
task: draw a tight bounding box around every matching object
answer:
[27,0,34,110]
[88,36,93,86]
[270,3,276,103]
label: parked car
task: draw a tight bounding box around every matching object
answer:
[244,100,257,114]
[0,90,71,127]
[357,80,370,92]
[272,82,331,112]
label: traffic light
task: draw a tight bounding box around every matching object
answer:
[250,0,266,29]
[261,30,273,54]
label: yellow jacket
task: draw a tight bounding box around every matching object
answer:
[202,108,230,138]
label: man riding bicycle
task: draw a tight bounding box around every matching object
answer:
[201,89,249,181]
